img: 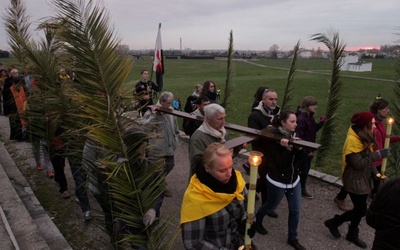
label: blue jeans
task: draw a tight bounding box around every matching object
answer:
[32,139,53,171]
[68,155,90,213]
[255,178,302,241]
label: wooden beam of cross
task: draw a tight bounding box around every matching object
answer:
[153,106,321,150]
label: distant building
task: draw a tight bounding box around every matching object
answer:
[299,50,312,58]
[340,55,372,72]
[346,62,372,72]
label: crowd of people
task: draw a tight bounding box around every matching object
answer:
[131,72,399,249]
[1,64,399,250]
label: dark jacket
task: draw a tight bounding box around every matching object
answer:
[183,109,204,137]
[247,103,280,153]
[3,76,17,116]
[342,126,380,195]
[206,91,217,103]
[366,177,400,250]
[133,80,160,106]
[295,108,323,143]
[264,127,302,185]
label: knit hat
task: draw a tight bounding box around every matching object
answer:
[351,112,374,127]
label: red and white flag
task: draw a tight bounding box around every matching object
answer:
[153,23,164,91]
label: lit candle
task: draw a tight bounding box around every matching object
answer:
[380,117,394,175]
[243,151,263,250]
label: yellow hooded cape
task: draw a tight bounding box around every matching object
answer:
[342,126,373,175]
[180,170,245,225]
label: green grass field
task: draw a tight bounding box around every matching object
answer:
[2,56,398,176]
[129,57,397,176]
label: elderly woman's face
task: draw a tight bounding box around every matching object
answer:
[161,98,172,108]
[207,112,226,131]
[206,154,233,184]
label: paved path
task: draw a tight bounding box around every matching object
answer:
[164,139,376,250]
[0,114,377,249]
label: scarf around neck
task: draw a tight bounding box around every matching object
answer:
[278,126,293,138]
[254,100,278,117]
[196,161,238,193]
[180,169,245,225]
[198,121,227,143]
[192,108,204,117]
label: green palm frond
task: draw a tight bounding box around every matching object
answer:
[36,17,64,54]
[52,0,177,248]
[389,38,400,177]
[4,0,63,149]
[221,30,235,111]
[280,40,300,111]
[310,30,346,168]
[3,0,31,68]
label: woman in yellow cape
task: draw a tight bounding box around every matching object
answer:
[180,142,246,249]
[324,112,387,249]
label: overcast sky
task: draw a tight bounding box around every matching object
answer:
[1,0,399,51]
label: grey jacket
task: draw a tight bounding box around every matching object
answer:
[141,108,179,157]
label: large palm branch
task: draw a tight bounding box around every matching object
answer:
[4,0,63,153]
[389,31,400,177]
[310,30,346,168]
[52,0,177,248]
[280,41,300,111]
[220,30,235,111]
[3,0,31,69]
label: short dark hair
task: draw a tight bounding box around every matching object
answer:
[193,95,210,105]
[271,110,294,127]
[369,97,389,114]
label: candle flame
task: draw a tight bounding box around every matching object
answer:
[387,117,394,125]
[249,151,263,166]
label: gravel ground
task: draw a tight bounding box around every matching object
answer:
[1,115,376,249]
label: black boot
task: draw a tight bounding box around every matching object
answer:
[287,239,306,250]
[324,215,342,238]
[346,226,367,249]
[247,222,268,237]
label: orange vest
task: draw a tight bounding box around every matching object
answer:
[10,85,27,127]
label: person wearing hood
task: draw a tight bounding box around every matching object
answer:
[324,112,388,249]
[333,96,400,211]
[295,96,326,198]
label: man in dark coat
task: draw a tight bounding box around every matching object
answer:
[248,89,280,216]
[3,69,25,140]
[133,69,160,117]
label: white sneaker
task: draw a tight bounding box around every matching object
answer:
[83,211,91,222]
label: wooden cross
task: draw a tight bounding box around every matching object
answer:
[154,107,321,150]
